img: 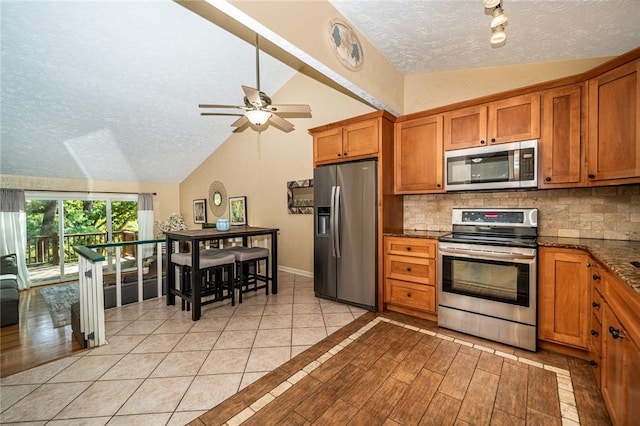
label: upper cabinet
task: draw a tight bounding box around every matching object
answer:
[587,59,640,184]
[394,114,444,194]
[443,94,540,151]
[539,84,584,188]
[312,116,380,166]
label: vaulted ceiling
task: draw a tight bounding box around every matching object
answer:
[1,0,638,184]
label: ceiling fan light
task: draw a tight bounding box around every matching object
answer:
[491,8,508,28]
[490,26,507,45]
[483,0,500,9]
[245,109,272,126]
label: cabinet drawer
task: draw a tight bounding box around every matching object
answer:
[385,237,437,258]
[386,255,436,285]
[385,279,436,313]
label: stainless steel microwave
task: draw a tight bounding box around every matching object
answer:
[444,139,538,191]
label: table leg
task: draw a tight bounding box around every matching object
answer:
[192,244,201,321]
[271,230,278,294]
[167,237,175,306]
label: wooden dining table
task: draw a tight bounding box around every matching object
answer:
[165,226,279,320]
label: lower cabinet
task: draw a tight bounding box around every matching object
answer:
[383,236,437,317]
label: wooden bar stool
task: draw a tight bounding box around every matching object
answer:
[224,246,269,303]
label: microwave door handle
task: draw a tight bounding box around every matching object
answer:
[513,149,520,181]
[439,247,536,261]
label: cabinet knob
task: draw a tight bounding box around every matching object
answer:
[589,173,596,179]
[545,177,551,182]
[406,247,412,251]
[480,140,486,145]
[343,152,348,156]
[436,184,441,188]
[491,138,496,143]
[586,262,592,267]
[337,153,341,157]
[591,329,599,336]
[593,274,600,281]
[609,326,625,339]
[592,301,600,308]
[407,292,412,298]
[407,267,412,272]
[590,360,598,366]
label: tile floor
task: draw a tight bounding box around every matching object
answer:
[0,272,367,425]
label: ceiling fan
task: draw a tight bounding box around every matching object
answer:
[199,35,311,133]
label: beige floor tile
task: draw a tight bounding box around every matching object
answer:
[131,333,183,353]
[253,328,292,348]
[117,376,192,415]
[48,355,124,383]
[320,300,353,313]
[291,345,311,358]
[266,294,294,304]
[245,347,291,373]
[173,331,221,352]
[224,315,261,331]
[86,335,146,356]
[200,303,237,318]
[259,314,292,330]
[104,320,132,336]
[138,308,176,320]
[150,351,209,378]
[54,379,142,419]
[48,416,110,425]
[293,303,322,314]
[189,317,228,333]
[323,312,356,327]
[0,384,39,410]
[176,373,242,411]
[292,327,327,346]
[152,319,195,334]
[214,330,257,349]
[167,410,207,426]
[326,326,344,335]
[293,313,324,328]
[199,348,251,375]
[107,413,172,425]
[116,319,164,335]
[233,303,265,317]
[294,295,321,304]
[263,303,293,316]
[99,353,167,380]
[0,382,90,422]
[239,371,269,390]
[104,308,146,321]
[1,357,78,386]
[237,292,268,305]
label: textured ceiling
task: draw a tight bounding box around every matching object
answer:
[1,1,639,185]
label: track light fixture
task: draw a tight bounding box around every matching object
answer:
[484,0,508,47]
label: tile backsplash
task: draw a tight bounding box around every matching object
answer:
[403,184,640,240]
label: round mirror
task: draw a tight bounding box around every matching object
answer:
[213,192,222,206]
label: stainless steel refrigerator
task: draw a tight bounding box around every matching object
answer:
[314,160,377,310]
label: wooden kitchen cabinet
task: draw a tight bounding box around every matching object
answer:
[384,236,437,317]
[312,117,379,166]
[539,84,584,188]
[600,271,640,426]
[443,94,540,150]
[587,59,640,184]
[394,114,444,194]
[538,247,590,350]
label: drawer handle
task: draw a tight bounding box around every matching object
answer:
[609,326,625,339]
[591,329,599,336]
[590,360,598,367]
[593,274,600,281]
[592,301,600,308]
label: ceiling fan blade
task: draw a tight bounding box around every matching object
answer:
[198,104,245,109]
[242,85,261,106]
[200,112,245,117]
[231,115,249,128]
[269,114,295,132]
[269,104,311,114]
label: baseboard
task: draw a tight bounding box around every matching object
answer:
[278,266,313,278]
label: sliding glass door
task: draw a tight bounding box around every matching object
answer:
[25,193,138,285]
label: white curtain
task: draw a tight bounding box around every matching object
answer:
[0,189,31,290]
[137,193,154,259]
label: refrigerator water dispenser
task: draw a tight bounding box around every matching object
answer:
[317,207,330,235]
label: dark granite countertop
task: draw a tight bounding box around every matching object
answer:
[384,230,450,240]
[537,237,640,295]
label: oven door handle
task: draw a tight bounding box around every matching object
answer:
[439,247,536,261]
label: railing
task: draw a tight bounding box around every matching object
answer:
[28,231,137,266]
[74,238,164,348]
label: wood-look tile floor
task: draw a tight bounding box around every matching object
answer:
[191,312,611,426]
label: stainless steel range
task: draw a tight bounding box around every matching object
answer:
[438,208,538,351]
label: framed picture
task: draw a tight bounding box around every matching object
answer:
[193,199,207,224]
[229,196,247,226]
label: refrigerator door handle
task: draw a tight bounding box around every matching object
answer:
[330,185,337,257]
[334,185,341,258]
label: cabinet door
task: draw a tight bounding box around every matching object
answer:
[488,94,540,144]
[313,127,344,164]
[539,85,583,187]
[342,118,379,160]
[538,247,590,349]
[443,105,487,150]
[587,59,640,183]
[394,115,444,193]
